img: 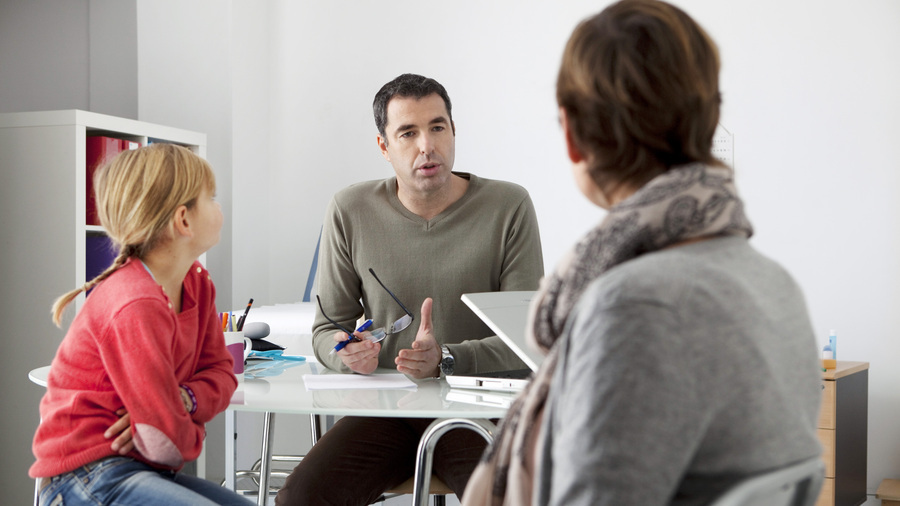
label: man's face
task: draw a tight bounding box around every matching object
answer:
[377,93,456,200]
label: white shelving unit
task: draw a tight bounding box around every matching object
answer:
[0,109,206,314]
[0,110,207,492]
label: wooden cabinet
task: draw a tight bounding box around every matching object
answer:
[815,361,868,506]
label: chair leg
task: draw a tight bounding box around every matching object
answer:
[412,418,495,506]
[434,494,446,506]
[234,413,323,502]
[310,413,322,444]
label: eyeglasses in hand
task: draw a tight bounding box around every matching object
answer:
[367,267,414,339]
[317,268,414,354]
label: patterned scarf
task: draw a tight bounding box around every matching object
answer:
[462,163,753,506]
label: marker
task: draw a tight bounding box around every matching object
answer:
[330,319,374,355]
[236,298,254,332]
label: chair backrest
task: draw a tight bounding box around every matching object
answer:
[710,458,825,506]
[302,227,321,303]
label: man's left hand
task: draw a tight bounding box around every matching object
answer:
[395,297,441,378]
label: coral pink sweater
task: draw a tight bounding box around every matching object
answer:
[30,259,237,478]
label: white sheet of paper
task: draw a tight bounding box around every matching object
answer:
[302,373,417,391]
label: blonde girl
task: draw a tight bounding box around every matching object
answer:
[31,144,249,505]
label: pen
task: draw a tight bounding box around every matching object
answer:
[330,319,374,355]
[236,298,254,332]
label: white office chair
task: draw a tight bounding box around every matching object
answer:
[375,418,495,506]
[710,457,825,506]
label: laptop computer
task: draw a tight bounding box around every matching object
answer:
[445,290,543,393]
[445,388,519,408]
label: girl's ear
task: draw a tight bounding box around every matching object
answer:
[560,107,585,164]
[171,204,192,239]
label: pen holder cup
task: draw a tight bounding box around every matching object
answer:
[223,332,251,382]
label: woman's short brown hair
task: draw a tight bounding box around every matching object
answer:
[557,0,722,191]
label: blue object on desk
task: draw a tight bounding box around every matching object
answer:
[243,357,305,379]
[330,319,374,354]
[248,350,306,361]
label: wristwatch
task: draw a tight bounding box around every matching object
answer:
[440,344,455,376]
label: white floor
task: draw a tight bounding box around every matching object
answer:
[249,491,879,506]
[378,495,460,506]
[252,495,460,506]
[235,481,460,506]
[233,467,877,506]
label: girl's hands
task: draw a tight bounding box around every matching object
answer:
[104,408,134,455]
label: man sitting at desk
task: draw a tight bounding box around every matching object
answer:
[274,74,544,505]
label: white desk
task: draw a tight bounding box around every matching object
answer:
[29,365,50,387]
[31,361,505,506]
[227,359,507,506]
[28,366,51,506]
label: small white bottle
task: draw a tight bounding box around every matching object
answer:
[828,329,837,361]
[822,343,835,369]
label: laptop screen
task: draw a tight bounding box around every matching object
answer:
[460,290,543,371]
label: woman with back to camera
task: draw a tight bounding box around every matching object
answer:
[30,144,250,505]
[464,1,822,504]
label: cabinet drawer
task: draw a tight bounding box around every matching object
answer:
[816,476,834,506]
[817,428,835,477]
[818,380,836,429]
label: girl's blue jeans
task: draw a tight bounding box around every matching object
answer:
[39,456,252,505]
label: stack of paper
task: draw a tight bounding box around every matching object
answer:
[303,373,417,391]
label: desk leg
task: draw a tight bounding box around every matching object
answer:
[413,418,496,506]
[225,409,236,491]
[257,412,276,506]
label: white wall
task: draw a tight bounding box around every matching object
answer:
[231,0,900,496]
[1,0,896,501]
[134,0,235,481]
[0,2,140,504]
[695,0,900,490]
[0,1,90,113]
[232,0,273,306]
[136,0,234,313]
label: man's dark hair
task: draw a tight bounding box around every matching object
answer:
[373,74,453,141]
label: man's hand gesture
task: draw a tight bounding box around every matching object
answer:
[395,298,441,378]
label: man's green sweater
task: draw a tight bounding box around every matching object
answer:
[312,173,544,374]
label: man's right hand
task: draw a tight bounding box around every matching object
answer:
[335,330,381,374]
